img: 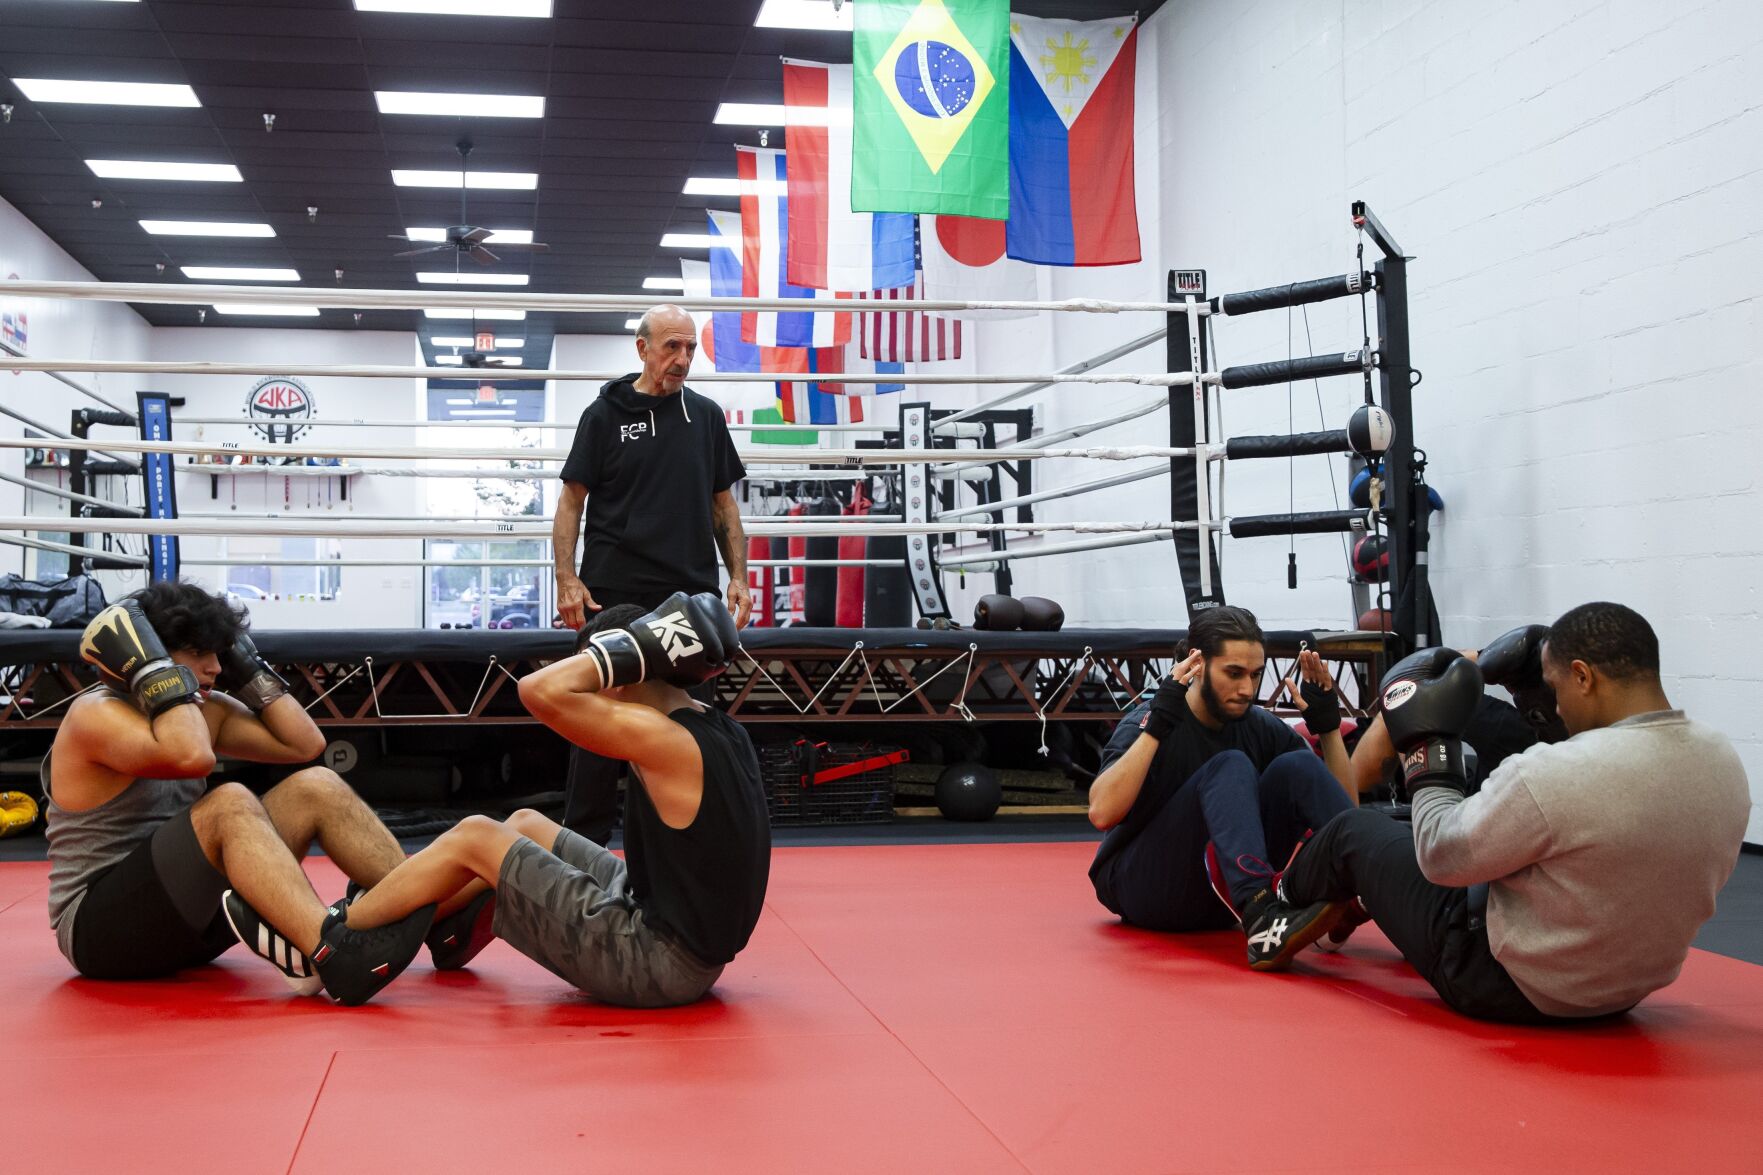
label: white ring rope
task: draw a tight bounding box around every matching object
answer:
[2,278,1214,318]
[3,357,1203,387]
[3,516,1207,540]
[0,435,1196,466]
[169,415,890,434]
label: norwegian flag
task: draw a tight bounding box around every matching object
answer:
[855,282,964,363]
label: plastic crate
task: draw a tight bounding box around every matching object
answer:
[757,739,905,827]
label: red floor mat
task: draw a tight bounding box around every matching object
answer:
[5,843,1761,1174]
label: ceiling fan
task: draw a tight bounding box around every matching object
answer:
[387,138,551,266]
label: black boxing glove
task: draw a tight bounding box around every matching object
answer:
[1380,647,1484,798]
[1140,675,1189,743]
[579,591,736,689]
[216,629,289,714]
[79,600,200,719]
[1299,679,1342,736]
[1478,623,1566,742]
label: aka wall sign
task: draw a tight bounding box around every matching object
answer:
[245,376,316,441]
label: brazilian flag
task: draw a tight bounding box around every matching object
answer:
[853,0,1010,220]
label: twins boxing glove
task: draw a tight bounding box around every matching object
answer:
[79,600,201,719]
[578,591,738,689]
[1380,647,1484,798]
[1478,623,1567,743]
[216,629,290,713]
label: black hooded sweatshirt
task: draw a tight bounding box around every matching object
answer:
[559,375,746,597]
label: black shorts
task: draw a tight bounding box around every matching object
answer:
[69,808,235,980]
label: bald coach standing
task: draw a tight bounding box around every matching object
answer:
[551,305,752,843]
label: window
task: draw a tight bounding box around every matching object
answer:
[221,536,342,601]
[421,381,552,628]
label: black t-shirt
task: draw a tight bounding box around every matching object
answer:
[1089,691,1305,880]
[622,705,771,966]
[559,377,746,597]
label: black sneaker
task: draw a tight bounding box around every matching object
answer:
[1313,897,1371,953]
[311,903,436,1006]
[426,888,497,971]
[221,890,324,997]
[1242,885,1345,971]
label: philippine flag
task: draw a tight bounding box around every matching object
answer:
[1006,14,1140,266]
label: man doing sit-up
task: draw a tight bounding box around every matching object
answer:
[46,583,436,1006]
[340,592,771,1008]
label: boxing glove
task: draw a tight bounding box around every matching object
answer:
[79,600,201,719]
[1479,623,1567,743]
[216,629,290,713]
[579,591,736,689]
[1380,647,1484,797]
[973,594,1024,631]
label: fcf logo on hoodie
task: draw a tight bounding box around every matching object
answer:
[618,421,649,443]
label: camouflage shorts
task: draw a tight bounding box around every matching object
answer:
[493,829,722,1008]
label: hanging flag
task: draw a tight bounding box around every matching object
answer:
[783,59,917,292]
[855,281,964,363]
[737,146,850,348]
[779,348,868,425]
[683,257,776,417]
[729,403,818,446]
[852,0,1011,219]
[825,347,907,396]
[919,213,1037,318]
[1006,14,1140,265]
[706,210,812,380]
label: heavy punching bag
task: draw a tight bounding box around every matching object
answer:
[804,495,840,626]
[836,483,869,627]
[864,535,912,628]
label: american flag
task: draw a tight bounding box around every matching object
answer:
[855,282,964,363]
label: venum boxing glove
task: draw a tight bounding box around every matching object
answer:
[579,591,737,689]
[79,600,201,719]
[1380,647,1484,798]
[216,628,290,714]
[1479,623,1567,743]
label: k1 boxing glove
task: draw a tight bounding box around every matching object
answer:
[217,629,290,713]
[579,591,737,689]
[1380,647,1484,797]
[1479,623,1567,743]
[79,600,201,719]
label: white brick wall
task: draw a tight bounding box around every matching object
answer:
[973,0,1762,839]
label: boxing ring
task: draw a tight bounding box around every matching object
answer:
[1,200,1423,779]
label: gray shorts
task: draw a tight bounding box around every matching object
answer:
[492,828,723,1008]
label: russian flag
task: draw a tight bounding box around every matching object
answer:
[1005,15,1141,266]
[737,146,850,348]
[782,59,917,293]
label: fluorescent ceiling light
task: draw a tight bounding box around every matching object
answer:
[445,398,473,405]
[141,220,275,237]
[431,336,523,348]
[453,408,518,416]
[392,170,538,190]
[87,159,241,182]
[423,308,527,321]
[755,0,852,31]
[436,355,525,367]
[624,319,641,330]
[684,176,785,197]
[642,276,685,291]
[212,303,320,317]
[712,102,841,127]
[355,0,552,15]
[416,272,529,286]
[12,79,199,107]
[181,266,300,281]
[660,233,715,249]
[405,227,533,244]
[376,91,543,118]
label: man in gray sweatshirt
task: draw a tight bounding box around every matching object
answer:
[1276,602,1751,1023]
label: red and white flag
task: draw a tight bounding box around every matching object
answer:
[855,282,964,363]
[920,213,1038,320]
